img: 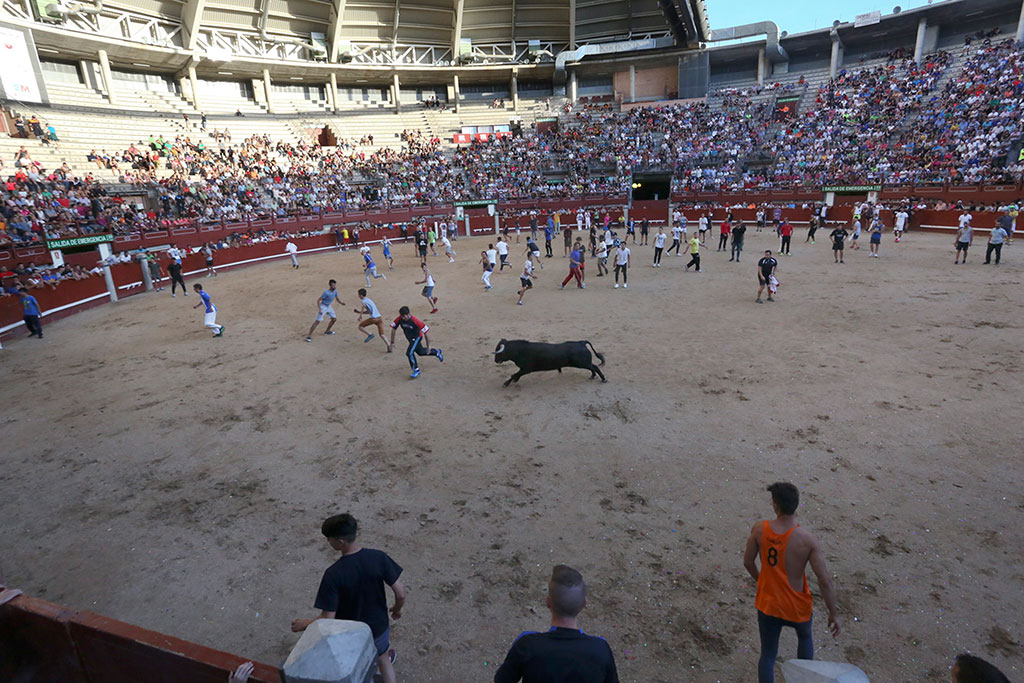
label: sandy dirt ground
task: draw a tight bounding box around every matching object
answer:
[1,228,1022,682]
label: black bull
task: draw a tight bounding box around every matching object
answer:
[492,339,607,387]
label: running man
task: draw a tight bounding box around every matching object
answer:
[848,217,862,250]
[652,227,666,267]
[441,232,456,262]
[667,222,683,257]
[307,280,344,341]
[496,236,510,270]
[954,220,972,264]
[192,283,224,337]
[805,215,818,244]
[362,247,387,287]
[743,482,840,683]
[415,262,439,313]
[381,237,395,270]
[894,208,908,242]
[869,219,883,258]
[354,288,391,350]
[756,250,778,303]
[830,224,849,263]
[286,240,300,268]
[560,244,584,289]
[613,241,630,289]
[480,251,494,290]
[685,234,705,272]
[389,306,443,379]
[524,237,543,269]
[516,257,537,305]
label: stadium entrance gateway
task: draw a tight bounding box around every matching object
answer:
[822,184,882,208]
[454,198,499,234]
[45,233,119,302]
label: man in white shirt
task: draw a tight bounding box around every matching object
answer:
[894,210,909,242]
[652,227,667,267]
[984,225,1008,265]
[485,244,498,272]
[496,237,511,270]
[667,224,683,256]
[286,241,299,268]
[955,222,972,264]
[516,258,537,305]
[613,243,630,289]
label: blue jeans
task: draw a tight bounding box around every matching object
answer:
[373,627,390,657]
[757,610,813,683]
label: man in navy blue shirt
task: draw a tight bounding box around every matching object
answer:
[292,514,407,683]
[544,215,555,258]
[494,565,618,683]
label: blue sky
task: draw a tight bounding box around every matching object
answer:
[704,0,936,37]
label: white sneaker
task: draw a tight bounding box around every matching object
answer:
[614,283,619,288]
[623,284,628,288]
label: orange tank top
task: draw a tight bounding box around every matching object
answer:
[755,521,813,623]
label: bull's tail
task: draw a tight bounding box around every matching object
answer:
[585,340,606,366]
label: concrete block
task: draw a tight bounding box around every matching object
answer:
[782,659,869,683]
[283,620,376,683]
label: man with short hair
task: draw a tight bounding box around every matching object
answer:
[517,257,537,305]
[779,220,793,256]
[192,283,224,337]
[830,224,849,264]
[894,208,909,242]
[954,221,972,264]
[18,287,42,338]
[613,241,630,289]
[984,224,1008,265]
[389,305,443,379]
[362,247,387,287]
[291,514,406,683]
[285,240,300,268]
[493,565,618,683]
[415,262,439,314]
[756,250,778,304]
[167,256,188,296]
[685,235,705,273]
[560,245,584,289]
[497,236,510,270]
[354,288,391,351]
[743,483,839,683]
[307,280,344,342]
[652,227,666,267]
[952,653,1011,683]
[730,220,747,263]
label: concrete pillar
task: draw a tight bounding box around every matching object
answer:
[262,68,274,114]
[757,47,766,85]
[628,64,635,103]
[1016,0,1024,43]
[914,18,927,64]
[510,72,519,111]
[188,64,201,112]
[393,73,401,113]
[78,60,95,90]
[569,70,578,104]
[830,38,843,78]
[140,257,153,292]
[329,72,339,112]
[97,243,118,303]
[453,74,461,113]
[97,49,117,104]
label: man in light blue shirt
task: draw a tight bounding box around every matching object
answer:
[19,287,43,338]
[307,279,344,341]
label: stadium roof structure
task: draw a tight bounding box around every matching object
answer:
[0,0,710,82]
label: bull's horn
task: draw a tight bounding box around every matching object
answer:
[492,343,505,354]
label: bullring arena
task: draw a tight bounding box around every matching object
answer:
[1,1,1024,682]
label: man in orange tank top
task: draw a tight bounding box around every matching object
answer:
[743,482,840,683]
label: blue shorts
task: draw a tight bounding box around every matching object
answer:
[373,628,390,657]
[422,286,434,298]
[870,234,881,244]
[383,248,391,258]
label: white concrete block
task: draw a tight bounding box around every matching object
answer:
[283,619,377,683]
[782,659,870,683]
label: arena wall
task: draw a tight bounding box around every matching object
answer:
[0,592,281,683]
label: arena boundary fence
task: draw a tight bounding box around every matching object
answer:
[0,592,282,683]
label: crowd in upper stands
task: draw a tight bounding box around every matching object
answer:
[3,33,1024,250]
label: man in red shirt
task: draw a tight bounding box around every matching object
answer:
[717,220,731,252]
[389,305,444,379]
[779,220,793,256]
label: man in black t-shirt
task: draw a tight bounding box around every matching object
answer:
[756,250,778,304]
[730,221,747,262]
[830,226,849,263]
[166,259,187,297]
[292,514,407,683]
[494,565,618,683]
